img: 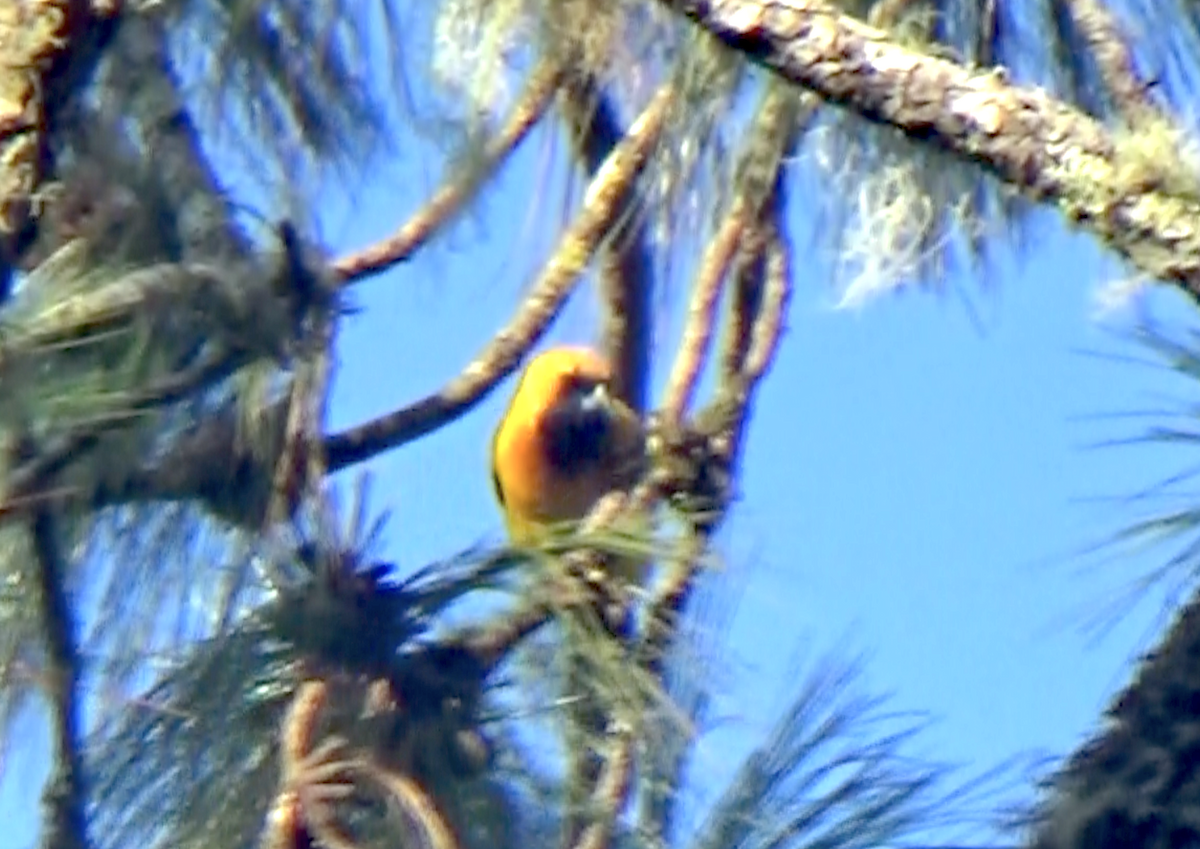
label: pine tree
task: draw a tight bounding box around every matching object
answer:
[3,2,1200,849]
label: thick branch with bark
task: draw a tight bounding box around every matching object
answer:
[0,0,120,298]
[653,0,1200,297]
[28,502,88,849]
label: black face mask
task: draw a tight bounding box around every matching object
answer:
[541,381,612,472]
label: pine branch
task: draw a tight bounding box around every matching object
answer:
[332,60,564,285]
[28,501,88,849]
[560,88,800,849]
[652,0,1200,297]
[321,83,675,471]
[99,10,254,266]
[559,75,656,413]
[0,343,241,520]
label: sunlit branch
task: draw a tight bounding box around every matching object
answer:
[332,60,564,285]
[653,0,1200,297]
[661,202,747,424]
[719,94,811,385]
[323,84,676,470]
[662,83,803,424]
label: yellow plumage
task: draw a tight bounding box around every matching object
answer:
[490,346,648,580]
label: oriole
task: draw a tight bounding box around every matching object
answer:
[490,346,648,580]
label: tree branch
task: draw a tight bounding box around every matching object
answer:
[559,76,656,413]
[1060,0,1162,125]
[0,0,120,299]
[331,60,564,286]
[661,200,747,423]
[99,10,253,266]
[323,84,675,471]
[29,502,89,849]
[652,0,1200,297]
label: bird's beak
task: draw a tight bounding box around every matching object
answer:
[578,382,611,414]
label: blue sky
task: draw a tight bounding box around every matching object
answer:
[306,126,1193,840]
[5,31,1200,849]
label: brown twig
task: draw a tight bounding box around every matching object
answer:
[559,76,657,413]
[744,235,791,386]
[1061,0,1162,125]
[323,85,675,471]
[660,201,748,424]
[569,720,637,849]
[331,60,563,285]
[359,760,462,849]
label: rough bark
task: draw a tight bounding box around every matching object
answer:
[653,0,1200,298]
[0,0,119,298]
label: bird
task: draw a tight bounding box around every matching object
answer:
[490,345,648,581]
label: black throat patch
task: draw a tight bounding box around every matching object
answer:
[541,402,611,475]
